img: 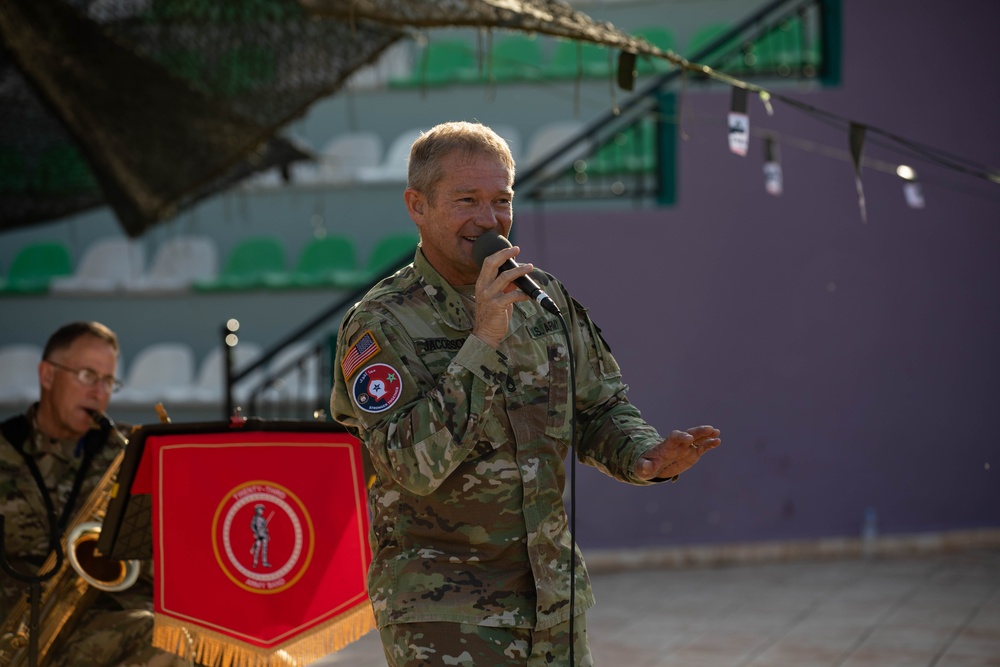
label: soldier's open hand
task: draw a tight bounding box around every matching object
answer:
[635,425,721,481]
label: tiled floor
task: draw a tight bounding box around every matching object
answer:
[310,548,1000,666]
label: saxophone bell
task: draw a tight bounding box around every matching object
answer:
[65,522,141,593]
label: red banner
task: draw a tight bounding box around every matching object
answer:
[148,429,373,666]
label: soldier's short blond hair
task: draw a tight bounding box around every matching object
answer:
[407,121,515,203]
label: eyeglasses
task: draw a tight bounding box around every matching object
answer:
[46,360,123,394]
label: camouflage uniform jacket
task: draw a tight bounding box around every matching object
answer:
[0,403,122,620]
[331,249,667,631]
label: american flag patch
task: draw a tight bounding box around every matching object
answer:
[341,331,380,380]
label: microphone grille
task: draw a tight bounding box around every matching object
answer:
[472,232,512,267]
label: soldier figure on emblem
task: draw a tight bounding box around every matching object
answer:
[250,503,271,568]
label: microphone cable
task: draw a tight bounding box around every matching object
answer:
[552,305,579,665]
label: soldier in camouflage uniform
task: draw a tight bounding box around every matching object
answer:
[331,121,721,666]
[0,322,188,667]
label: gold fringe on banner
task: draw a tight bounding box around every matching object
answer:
[152,604,376,667]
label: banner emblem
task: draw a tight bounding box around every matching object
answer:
[213,481,313,594]
[352,363,402,413]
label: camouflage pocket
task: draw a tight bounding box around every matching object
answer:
[468,413,506,461]
[465,438,500,462]
[545,342,570,438]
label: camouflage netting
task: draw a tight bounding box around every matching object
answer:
[0,0,403,237]
[300,0,671,53]
[0,0,669,238]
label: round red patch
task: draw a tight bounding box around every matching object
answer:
[352,363,403,413]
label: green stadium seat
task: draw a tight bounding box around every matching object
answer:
[489,34,544,82]
[584,140,622,176]
[328,232,419,290]
[543,39,612,79]
[752,15,806,73]
[264,235,358,289]
[582,119,656,176]
[194,236,286,291]
[390,39,480,88]
[0,241,73,294]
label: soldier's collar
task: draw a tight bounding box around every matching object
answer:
[415,250,473,331]
[415,250,533,332]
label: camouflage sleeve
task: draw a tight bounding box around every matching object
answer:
[331,303,510,496]
[564,293,667,486]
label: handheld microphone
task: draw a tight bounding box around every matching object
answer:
[472,232,561,315]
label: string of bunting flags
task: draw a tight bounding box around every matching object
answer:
[632,47,1000,221]
[750,127,928,209]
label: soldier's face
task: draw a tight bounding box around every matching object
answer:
[406,150,514,286]
[39,335,118,440]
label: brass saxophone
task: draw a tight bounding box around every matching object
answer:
[0,410,144,666]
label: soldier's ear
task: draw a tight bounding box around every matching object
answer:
[39,360,55,392]
[404,188,425,219]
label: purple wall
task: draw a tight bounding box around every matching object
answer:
[518,1,1000,549]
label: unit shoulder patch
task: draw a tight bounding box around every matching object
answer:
[352,363,403,414]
